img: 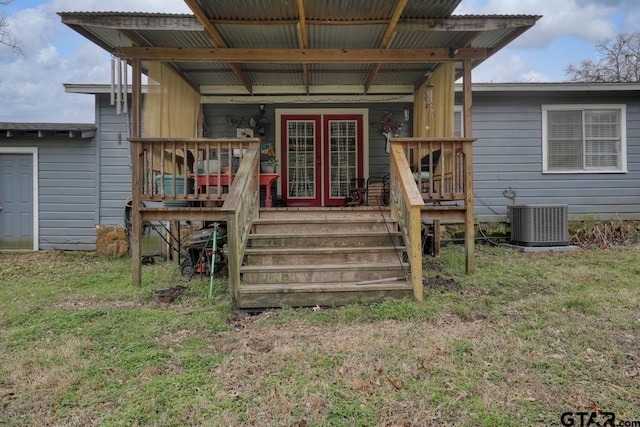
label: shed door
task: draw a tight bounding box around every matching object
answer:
[0,154,34,250]
[281,114,363,207]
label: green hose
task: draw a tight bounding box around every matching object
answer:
[208,228,217,299]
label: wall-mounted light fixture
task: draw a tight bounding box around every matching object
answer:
[404,106,410,122]
[259,104,266,115]
[448,47,459,58]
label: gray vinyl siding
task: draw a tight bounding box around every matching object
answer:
[0,137,97,250]
[39,139,97,249]
[467,91,640,222]
[97,94,133,225]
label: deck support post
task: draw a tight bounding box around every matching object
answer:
[462,59,475,274]
[131,58,143,285]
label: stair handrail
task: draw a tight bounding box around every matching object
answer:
[373,193,408,281]
[389,142,424,302]
[223,144,260,306]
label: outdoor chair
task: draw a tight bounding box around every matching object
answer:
[413,149,441,193]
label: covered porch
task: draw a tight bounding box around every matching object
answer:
[60,0,539,308]
[128,135,474,307]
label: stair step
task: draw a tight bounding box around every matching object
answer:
[241,262,409,284]
[241,279,411,293]
[238,279,413,308]
[253,218,396,234]
[258,207,392,220]
[248,232,403,248]
[245,246,406,265]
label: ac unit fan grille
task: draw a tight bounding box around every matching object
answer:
[510,204,568,247]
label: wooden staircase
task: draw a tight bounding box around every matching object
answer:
[238,208,414,309]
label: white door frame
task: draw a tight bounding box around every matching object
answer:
[0,147,39,250]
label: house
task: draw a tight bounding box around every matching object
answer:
[6,81,635,257]
[42,0,540,308]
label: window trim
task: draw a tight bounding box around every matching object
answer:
[542,104,627,174]
[454,106,464,138]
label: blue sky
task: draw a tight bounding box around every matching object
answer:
[1,0,639,123]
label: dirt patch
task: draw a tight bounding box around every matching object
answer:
[422,275,461,293]
[53,298,146,310]
[53,297,194,310]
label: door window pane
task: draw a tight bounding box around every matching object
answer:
[287,121,316,198]
[328,120,357,198]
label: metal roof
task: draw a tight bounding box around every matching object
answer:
[58,1,540,96]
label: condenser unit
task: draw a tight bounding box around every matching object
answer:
[509,204,569,247]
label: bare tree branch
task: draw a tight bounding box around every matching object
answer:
[565,31,640,83]
[1,0,22,54]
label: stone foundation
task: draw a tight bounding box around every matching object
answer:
[96,225,129,257]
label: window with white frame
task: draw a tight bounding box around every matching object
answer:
[542,105,627,173]
[454,107,463,137]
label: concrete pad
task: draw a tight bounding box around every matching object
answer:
[501,243,581,253]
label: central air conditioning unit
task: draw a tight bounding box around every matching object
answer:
[509,204,569,247]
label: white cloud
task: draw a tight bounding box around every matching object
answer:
[471,53,552,83]
[0,0,192,122]
[452,0,640,82]
[455,0,620,48]
[49,0,190,14]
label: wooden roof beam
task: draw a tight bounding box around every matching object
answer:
[119,29,203,92]
[364,0,408,94]
[183,0,252,93]
[119,47,488,63]
[205,16,540,29]
[58,13,203,31]
[296,0,310,94]
[399,16,540,32]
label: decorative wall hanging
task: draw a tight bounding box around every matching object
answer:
[371,112,403,154]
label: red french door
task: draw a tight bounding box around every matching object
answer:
[281,113,364,207]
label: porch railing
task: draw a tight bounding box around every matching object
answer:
[128,137,260,206]
[389,137,476,299]
[392,137,476,202]
[129,137,261,305]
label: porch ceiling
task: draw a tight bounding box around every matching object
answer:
[58,0,539,97]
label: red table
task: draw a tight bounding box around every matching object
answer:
[192,173,279,207]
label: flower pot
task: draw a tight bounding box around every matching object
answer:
[260,161,276,174]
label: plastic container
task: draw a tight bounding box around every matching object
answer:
[155,175,194,207]
[197,159,219,174]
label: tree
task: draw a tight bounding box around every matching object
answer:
[565,31,640,83]
[0,0,22,53]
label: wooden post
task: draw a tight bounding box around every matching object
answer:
[462,60,475,274]
[131,58,143,285]
[171,221,181,265]
[433,220,441,257]
[410,206,423,302]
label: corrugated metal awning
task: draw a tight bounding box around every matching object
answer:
[58,1,540,96]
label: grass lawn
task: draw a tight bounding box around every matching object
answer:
[1,244,639,426]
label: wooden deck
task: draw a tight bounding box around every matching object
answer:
[128,137,476,308]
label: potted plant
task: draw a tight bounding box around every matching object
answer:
[260,155,278,173]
